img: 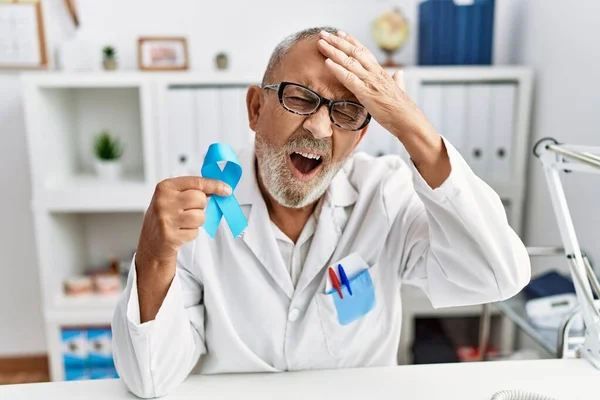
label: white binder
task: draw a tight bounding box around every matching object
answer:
[357,119,394,157]
[441,84,467,153]
[490,84,517,183]
[219,87,251,152]
[465,84,492,180]
[419,84,444,135]
[167,89,196,177]
[386,128,409,162]
[195,88,221,170]
[236,87,254,145]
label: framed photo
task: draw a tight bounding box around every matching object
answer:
[138,37,189,71]
[0,0,48,70]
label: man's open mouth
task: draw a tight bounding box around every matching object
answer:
[289,151,324,179]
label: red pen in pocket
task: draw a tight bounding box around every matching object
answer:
[328,267,343,299]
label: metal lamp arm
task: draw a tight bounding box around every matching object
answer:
[534,138,600,368]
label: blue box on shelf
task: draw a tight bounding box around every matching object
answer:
[61,329,87,368]
[523,271,576,300]
[62,326,118,381]
[64,367,90,381]
[90,367,119,380]
[418,0,495,65]
[87,328,115,367]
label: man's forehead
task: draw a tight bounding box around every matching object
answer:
[294,77,356,101]
[271,38,358,101]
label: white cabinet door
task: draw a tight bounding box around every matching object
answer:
[167,89,196,177]
[356,119,397,157]
[195,88,222,169]
[465,84,493,181]
[166,86,254,177]
[219,87,252,152]
[419,84,444,135]
[490,83,517,183]
[441,84,467,154]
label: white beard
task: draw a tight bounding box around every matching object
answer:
[254,133,345,208]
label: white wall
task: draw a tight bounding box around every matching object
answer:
[0,75,45,355]
[0,0,75,356]
[0,0,524,355]
[517,0,600,277]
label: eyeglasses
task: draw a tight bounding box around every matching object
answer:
[262,81,371,131]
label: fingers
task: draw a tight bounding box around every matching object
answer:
[317,39,370,81]
[392,70,406,92]
[179,228,200,243]
[324,58,365,95]
[166,176,232,196]
[319,30,379,71]
[178,189,208,210]
[178,209,206,229]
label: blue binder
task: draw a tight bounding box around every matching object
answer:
[418,0,495,65]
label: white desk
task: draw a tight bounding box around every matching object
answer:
[0,359,596,399]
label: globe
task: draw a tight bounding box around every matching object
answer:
[372,8,409,66]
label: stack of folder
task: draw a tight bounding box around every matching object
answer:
[418,0,495,65]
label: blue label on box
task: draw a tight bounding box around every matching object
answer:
[64,367,90,381]
[61,329,87,367]
[87,328,114,367]
[90,367,119,380]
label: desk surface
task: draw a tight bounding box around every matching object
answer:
[0,359,596,399]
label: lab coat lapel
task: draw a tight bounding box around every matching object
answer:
[294,163,358,296]
[242,200,294,299]
[293,201,341,296]
[235,147,294,300]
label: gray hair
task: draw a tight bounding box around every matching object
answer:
[261,26,339,86]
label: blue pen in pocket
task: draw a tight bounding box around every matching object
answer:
[327,267,376,325]
[338,264,352,296]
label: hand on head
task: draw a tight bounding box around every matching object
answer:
[317,30,429,140]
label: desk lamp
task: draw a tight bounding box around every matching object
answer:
[533,137,600,368]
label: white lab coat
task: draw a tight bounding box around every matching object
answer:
[111,138,531,398]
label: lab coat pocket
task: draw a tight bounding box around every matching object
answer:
[328,268,376,325]
[316,263,383,358]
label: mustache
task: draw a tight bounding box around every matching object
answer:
[284,135,332,157]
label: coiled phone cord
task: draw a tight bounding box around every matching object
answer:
[491,390,559,400]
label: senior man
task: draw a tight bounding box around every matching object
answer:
[112,26,531,398]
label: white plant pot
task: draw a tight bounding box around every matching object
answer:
[94,160,123,180]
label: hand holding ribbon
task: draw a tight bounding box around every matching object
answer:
[201,143,248,238]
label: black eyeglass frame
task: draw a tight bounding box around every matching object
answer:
[262,81,371,131]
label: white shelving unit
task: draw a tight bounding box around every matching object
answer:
[21,66,533,380]
[21,73,156,381]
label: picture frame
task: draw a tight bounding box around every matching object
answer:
[0,0,48,70]
[137,37,189,71]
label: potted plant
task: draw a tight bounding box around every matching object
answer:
[93,130,124,180]
[215,52,229,70]
[102,46,117,70]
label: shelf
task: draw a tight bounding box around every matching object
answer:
[54,292,120,309]
[25,84,155,198]
[46,308,116,326]
[38,174,153,212]
[404,66,534,82]
[47,293,120,325]
[21,72,150,88]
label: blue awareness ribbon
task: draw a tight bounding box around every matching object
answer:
[201,143,248,239]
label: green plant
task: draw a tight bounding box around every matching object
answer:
[102,46,116,60]
[93,131,123,160]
